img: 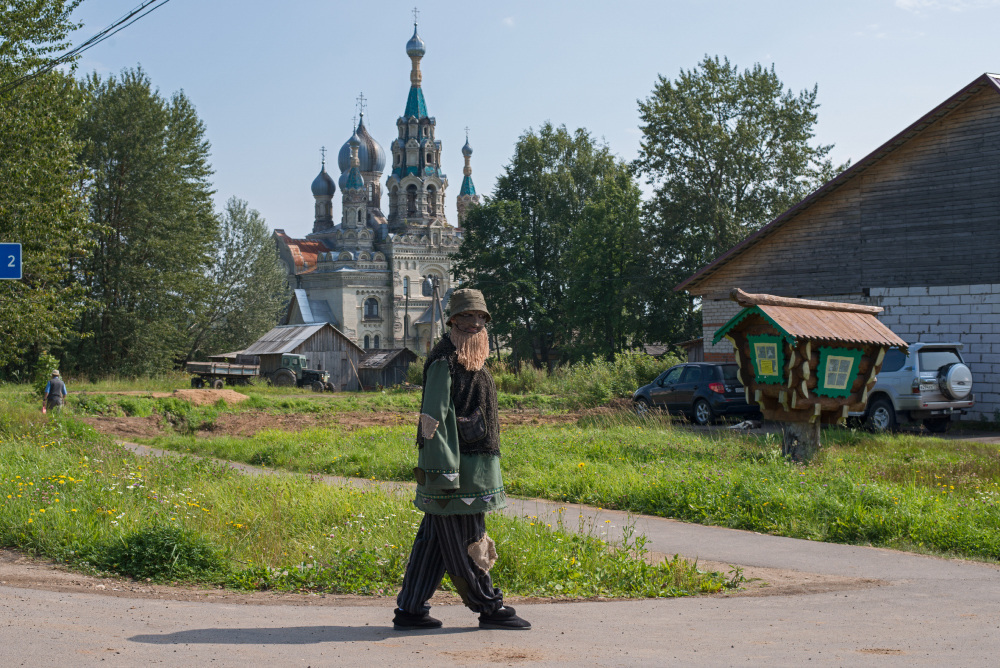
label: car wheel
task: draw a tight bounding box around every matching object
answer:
[692,399,714,426]
[311,381,325,393]
[923,417,951,434]
[211,379,224,390]
[633,397,651,416]
[865,398,897,433]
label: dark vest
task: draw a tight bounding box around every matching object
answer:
[417,335,500,456]
[47,378,66,404]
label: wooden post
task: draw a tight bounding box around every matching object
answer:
[781,421,821,461]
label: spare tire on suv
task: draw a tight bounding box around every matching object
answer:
[937,362,972,400]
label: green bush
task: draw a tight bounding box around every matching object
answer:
[405,356,425,385]
[98,524,226,580]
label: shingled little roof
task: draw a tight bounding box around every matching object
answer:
[713,289,908,349]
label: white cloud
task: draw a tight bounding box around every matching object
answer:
[896,0,1000,11]
[502,16,515,28]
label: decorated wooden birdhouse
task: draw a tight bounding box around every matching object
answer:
[713,289,908,459]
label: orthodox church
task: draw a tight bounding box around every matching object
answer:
[273,20,480,353]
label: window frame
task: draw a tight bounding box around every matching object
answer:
[816,346,864,398]
[747,334,784,385]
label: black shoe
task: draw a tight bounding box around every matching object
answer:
[478,605,531,630]
[392,608,443,630]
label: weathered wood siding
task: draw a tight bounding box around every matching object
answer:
[292,326,362,391]
[690,88,1000,298]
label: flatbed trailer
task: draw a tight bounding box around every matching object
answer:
[185,361,259,389]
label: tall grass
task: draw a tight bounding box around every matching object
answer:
[0,398,726,597]
[144,414,1000,562]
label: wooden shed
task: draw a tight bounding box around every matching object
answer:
[358,348,419,390]
[715,290,907,457]
[242,323,364,391]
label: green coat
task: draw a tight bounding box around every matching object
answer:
[412,358,506,515]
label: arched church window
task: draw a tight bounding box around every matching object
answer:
[369,182,376,203]
[403,276,410,296]
[427,186,437,216]
[406,185,417,216]
[364,335,370,349]
[357,209,362,224]
[364,297,380,319]
[373,335,380,349]
[426,153,433,164]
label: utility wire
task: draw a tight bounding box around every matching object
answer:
[0,0,174,96]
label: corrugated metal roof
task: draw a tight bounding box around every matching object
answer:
[359,348,416,369]
[242,324,329,355]
[756,304,907,347]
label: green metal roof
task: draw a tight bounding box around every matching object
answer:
[404,86,427,118]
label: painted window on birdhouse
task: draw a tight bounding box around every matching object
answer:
[816,347,864,398]
[748,334,784,384]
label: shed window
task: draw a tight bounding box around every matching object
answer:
[748,334,784,385]
[816,347,864,398]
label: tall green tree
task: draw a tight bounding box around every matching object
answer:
[563,168,649,360]
[186,197,288,360]
[0,0,93,372]
[71,67,217,376]
[453,123,648,364]
[634,56,844,344]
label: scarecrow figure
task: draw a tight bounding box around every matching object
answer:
[393,289,531,631]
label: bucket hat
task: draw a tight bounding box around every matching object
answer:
[447,289,491,325]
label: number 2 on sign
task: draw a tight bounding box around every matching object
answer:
[6,255,13,268]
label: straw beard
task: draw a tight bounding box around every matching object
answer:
[450,326,489,372]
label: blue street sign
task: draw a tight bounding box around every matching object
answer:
[1,243,22,280]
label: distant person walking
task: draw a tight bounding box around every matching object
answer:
[43,370,67,413]
[393,289,530,631]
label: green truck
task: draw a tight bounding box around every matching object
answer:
[186,354,334,392]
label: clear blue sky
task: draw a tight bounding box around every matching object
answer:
[69,0,1000,239]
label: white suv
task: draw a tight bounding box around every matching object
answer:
[856,342,974,433]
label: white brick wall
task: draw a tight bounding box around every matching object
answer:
[705,285,1000,422]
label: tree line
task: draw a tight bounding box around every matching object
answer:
[1,1,287,379]
[454,56,845,366]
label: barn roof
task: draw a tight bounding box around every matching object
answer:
[713,290,908,349]
[678,72,1000,293]
[359,348,418,370]
[243,323,363,355]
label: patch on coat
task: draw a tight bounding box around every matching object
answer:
[419,413,440,439]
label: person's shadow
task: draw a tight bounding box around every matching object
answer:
[129,625,474,644]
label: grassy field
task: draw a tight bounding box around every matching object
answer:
[88,393,1000,564]
[0,395,729,598]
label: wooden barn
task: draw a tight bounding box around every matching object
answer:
[358,348,420,390]
[242,323,364,391]
[677,72,1000,421]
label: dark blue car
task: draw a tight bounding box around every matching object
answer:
[632,362,758,425]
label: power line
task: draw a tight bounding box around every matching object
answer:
[0,0,174,96]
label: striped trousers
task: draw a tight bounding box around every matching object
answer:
[396,512,504,615]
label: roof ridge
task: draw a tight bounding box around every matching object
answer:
[731,289,883,314]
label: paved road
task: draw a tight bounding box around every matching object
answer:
[2,444,999,666]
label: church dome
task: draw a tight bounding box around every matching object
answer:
[462,138,473,156]
[311,165,336,197]
[406,24,425,57]
[337,115,386,174]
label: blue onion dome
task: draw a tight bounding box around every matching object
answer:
[406,23,425,57]
[311,165,336,197]
[462,137,473,157]
[337,114,386,174]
